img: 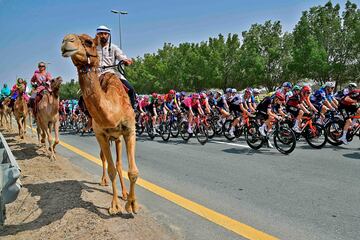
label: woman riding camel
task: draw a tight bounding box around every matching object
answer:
[11,78,29,101]
[30,61,52,116]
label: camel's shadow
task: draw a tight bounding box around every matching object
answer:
[0,180,132,236]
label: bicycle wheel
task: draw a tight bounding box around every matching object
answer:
[245,121,263,149]
[273,126,296,154]
[207,121,216,139]
[180,121,191,141]
[196,123,208,145]
[212,116,223,135]
[223,119,236,141]
[160,122,171,141]
[304,123,327,149]
[325,119,343,146]
[170,121,179,138]
[146,121,155,140]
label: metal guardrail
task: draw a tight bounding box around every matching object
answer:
[0,132,21,227]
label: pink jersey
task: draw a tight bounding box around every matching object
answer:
[183,97,200,108]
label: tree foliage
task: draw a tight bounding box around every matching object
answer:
[61,1,360,95]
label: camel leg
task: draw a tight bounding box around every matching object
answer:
[47,124,55,160]
[23,116,27,136]
[115,139,128,200]
[16,119,22,139]
[99,150,109,186]
[52,121,60,153]
[123,132,139,214]
[95,133,122,215]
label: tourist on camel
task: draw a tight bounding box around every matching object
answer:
[30,61,52,116]
[95,25,136,109]
[9,78,29,109]
[1,84,11,98]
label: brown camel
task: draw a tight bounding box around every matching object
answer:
[61,34,139,215]
[13,90,28,139]
[0,98,13,129]
[0,100,9,127]
[36,77,62,160]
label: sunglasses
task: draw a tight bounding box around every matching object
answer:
[39,65,46,68]
[304,91,311,95]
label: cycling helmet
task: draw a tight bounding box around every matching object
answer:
[157,95,164,101]
[208,91,214,96]
[151,92,158,98]
[302,85,311,94]
[225,88,232,93]
[180,91,186,96]
[175,92,180,98]
[253,88,260,94]
[192,93,200,99]
[292,85,301,91]
[231,88,237,93]
[143,95,149,101]
[324,81,335,88]
[244,87,252,95]
[275,92,285,101]
[348,82,358,89]
[169,89,176,95]
[200,93,207,99]
[282,82,292,88]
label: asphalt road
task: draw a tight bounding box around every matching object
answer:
[54,130,359,240]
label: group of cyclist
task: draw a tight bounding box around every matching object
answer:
[134,81,359,146]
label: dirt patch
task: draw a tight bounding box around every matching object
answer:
[0,128,180,240]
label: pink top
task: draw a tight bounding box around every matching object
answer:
[31,70,52,93]
[183,97,200,108]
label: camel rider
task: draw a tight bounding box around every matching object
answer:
[1,84,11,99]
[30,62,52,116]
[10,78,29,107]
[96,25,136,109]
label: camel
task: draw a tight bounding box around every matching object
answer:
[13,89,28,139]
[0,98,12,129]
[35,77,62,160]
[61,34,139,215]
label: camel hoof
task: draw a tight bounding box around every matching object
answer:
[125,199,139,214]
[120,192,128,201]
[100,177,109,186]
[109,199,123,215]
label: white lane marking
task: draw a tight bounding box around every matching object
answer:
[210,140,251,149]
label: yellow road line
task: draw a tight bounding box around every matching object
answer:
[28,126,278,240]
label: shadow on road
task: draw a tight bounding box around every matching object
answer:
[343,152,360,160]
[0,180,132,236]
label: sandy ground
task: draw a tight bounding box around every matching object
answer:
[0,128,180,240]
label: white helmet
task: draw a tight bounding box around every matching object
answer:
[324,81,335,88]
[96,25,111,34]
[231,88,237,93]
[253,88,260,94]
[348,82,358,89]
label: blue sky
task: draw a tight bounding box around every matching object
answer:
[0,0,350,86]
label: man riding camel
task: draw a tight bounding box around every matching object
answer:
[95,25,136,109]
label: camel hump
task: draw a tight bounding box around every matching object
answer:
[99,72,127,94]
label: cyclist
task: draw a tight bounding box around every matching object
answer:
[257,92,286,147]
[214,90,230,127]
[199,93,211,114]
[289,85,319,133]
[181,93,203,133]
[338,88,360,144]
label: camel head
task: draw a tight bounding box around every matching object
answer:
[61,34,99,68]
[50,76,63,97]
